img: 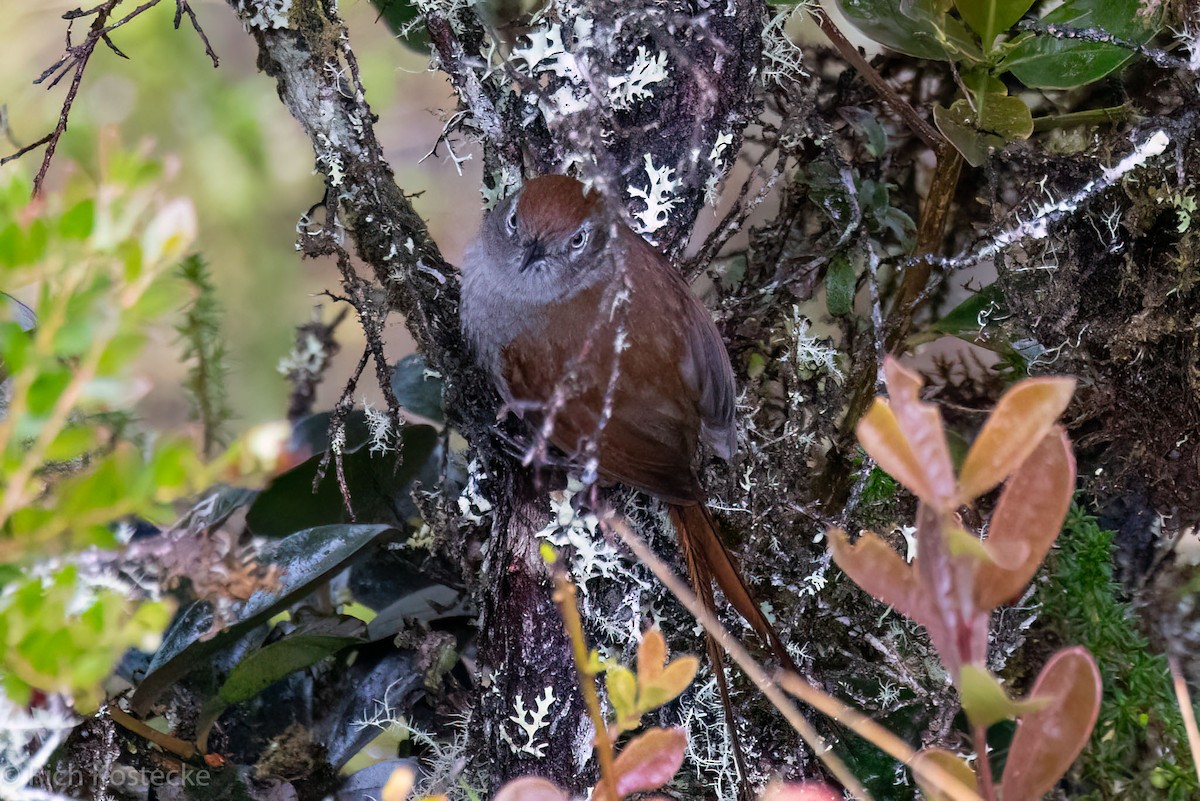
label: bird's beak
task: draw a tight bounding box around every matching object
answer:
[518,238,545,273]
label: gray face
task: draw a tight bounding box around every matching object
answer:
[459,189,612,375]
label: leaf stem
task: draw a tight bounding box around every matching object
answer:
[972,722,997,801]
[549,561,620,800]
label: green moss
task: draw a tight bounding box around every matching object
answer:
[1036,505,1198,800]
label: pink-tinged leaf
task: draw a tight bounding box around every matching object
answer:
[975,429,1075,609]
[1000,646,1102,801]
[494,777,569,801]
[829,528,933,626]
[911,748,977,801]
[958,377,1075,503]
[856,400,940,508]
[881,357,957,509]
[759,781,843,801]
[595,727,686,801]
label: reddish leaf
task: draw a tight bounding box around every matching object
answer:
[592,727,686,801]
[881,357,957,509]
[957,377,1075,503]
[494,777,569,801]
[1000,646,1102,801]
[975,429,1075,609]
[759,781,843,801]
[910,748,977,801]
[829,528,933,626]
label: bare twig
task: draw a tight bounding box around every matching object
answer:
[4,0,220,194]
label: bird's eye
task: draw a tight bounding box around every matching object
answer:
[505,207,518,235]
[570,228,588,249]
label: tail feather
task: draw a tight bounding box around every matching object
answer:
[670,503,798,674]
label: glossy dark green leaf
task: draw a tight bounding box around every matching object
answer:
[246,423,438,538]
[836,0,984,63]
[130,523,392,714]
[934,101,1007,166]
[1001,0,1161,89]
[390,353,445,423]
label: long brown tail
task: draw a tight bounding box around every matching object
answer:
[669,502,798,674]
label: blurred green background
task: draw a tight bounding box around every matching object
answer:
[0,0,484,432]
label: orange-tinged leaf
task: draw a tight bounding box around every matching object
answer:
[639,655,699,712]
[494,777,568,801]
[911,748,978,801]
[593,727,687,801]
[759,781,843,801]
[959,664,1047,728]
[882,357,957,509]
[637,628,668,681]
[382,766,415,801]
[856,399,940,506]
[975,428,1075,609]
[1000,646,1102,801]
[829,528,933,626]
[958,377,1075,502]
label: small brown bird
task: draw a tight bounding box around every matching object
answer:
[460,175,795,786]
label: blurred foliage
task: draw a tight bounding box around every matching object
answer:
[0,158,213,709]
[1037,506,1200,800]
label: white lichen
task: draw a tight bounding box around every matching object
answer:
[761,9,807,87]
[235,0,292,30]
[0,693,77,799]
[607,46,669,110]
[362,399,395,456]
[627,154,682,236]
[535,481,625,598]
[457,458,494,525]
[783,308,843,381]
[500,688,556,758]
[481,164,523,210]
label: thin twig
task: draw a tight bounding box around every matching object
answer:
[810,2,944,150]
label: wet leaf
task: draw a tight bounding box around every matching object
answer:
[1000,647,1102,800]
[759,782,843,801]
[958,377,1074,502]
[911,748,978,801]
[934,101,1008,167]
[975,429,1074,608]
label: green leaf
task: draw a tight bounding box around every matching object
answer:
[931,282,1005,335]
[933,100,1005,167]
[59,199,96,240]
[960,664,1046,727]
[1000,0,1161,89]
[390,353,445,423]
[955,0,1035,50]
[369,0,430,52]
[825,255,857,317]
[606,665,639,731]
[245,423,438,538]
[835,0,984,63]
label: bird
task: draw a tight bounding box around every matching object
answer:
[460,174,796,791]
